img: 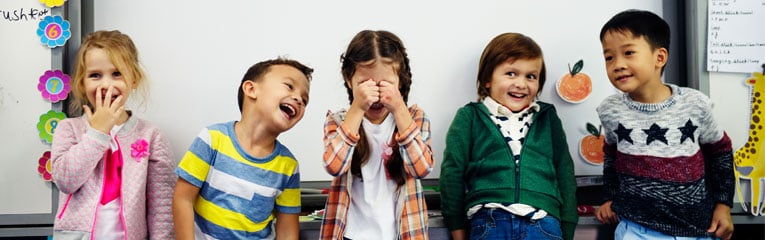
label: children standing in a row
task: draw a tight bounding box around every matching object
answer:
[52,16,736,240]
[50,30,177,239]
[595,9,735,240]
[439,32,579,240]
[50,29,574,240]
[319,30,435,240]
[173,58,313,239]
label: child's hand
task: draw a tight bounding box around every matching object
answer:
[595,200,618,224]
[378,80,405,111]
[83,86,125,134]
[708,204,733,240]
[350,79,380,111]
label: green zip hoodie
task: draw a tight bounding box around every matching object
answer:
[440,101,578,240]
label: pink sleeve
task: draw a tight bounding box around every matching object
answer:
[50,119,110,194]
[145,129,177,239]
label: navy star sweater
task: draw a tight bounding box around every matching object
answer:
[596,84,734,237]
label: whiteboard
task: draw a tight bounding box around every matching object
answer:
[706,0,765,73]
[0,1,54,216]
[93,1,663,180]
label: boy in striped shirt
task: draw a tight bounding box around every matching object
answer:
[173,58,313,240]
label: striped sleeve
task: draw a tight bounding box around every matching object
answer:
[175,128,214,187]
[275,164,301,214]
[396,105,434,178]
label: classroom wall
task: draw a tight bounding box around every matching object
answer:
[0,0,758,237]
[709,72,750,150]
[91,0,667,181]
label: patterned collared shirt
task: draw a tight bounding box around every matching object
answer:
[482,97,539,163]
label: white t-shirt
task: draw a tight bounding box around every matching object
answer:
[344,114,398,240]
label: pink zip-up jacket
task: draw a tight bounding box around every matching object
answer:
[51,115,176,240]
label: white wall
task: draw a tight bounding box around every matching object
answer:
[93,0,664,181]
[709,72,751,150]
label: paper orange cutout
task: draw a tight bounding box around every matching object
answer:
[579,122,604,165]
[557,60,592,103]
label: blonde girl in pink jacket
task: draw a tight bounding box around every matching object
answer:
[51,30,175,240]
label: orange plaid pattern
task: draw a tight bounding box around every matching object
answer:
[320,105,433,240]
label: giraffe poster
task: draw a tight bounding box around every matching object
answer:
[733,68,765,216]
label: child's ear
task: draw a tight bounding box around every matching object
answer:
[655,47,668,68]
[242,80,258,100]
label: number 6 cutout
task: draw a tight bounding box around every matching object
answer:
[36,15,71,48]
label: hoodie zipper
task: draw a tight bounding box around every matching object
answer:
[514,158,521,203]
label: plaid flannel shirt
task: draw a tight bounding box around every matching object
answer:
[320,105,433,240]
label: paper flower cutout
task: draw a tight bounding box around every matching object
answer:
[38,70,71,103]
[40,0,67,8]
[131,139,150,161]
[38,151,53,181]
[36,15,71,48]
[37,110,67,144]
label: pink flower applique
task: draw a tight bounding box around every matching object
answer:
[130,139,150,161]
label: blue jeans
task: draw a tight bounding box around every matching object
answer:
[469,208,563,240]
[615,219,718,240]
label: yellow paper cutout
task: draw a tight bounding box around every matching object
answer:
[40,0,66,8]
[733,69,765,216]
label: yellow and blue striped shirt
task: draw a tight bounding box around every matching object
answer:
[176,121,301,239]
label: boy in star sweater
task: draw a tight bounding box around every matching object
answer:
[595,9,735,240]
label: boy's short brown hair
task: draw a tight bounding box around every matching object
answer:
[237,57,313,112]
[476,32,546,100]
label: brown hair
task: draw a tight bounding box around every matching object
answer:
[476,32,546,100]
[340,30,412,187]
[237,57,314,112]
[70,30,146,116]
